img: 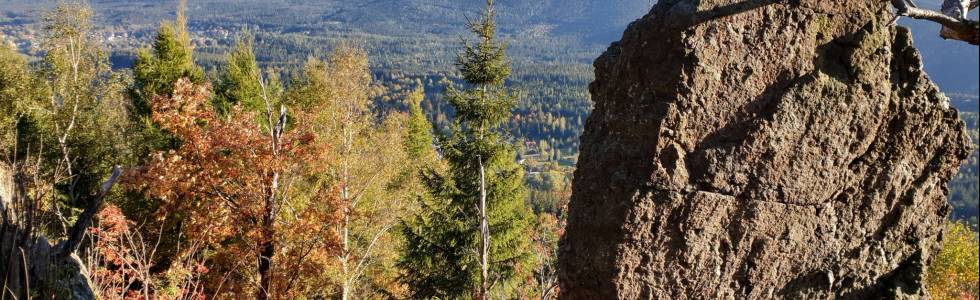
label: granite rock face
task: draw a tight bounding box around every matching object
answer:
[558,0,972,299]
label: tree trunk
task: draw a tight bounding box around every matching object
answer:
[257,208,275,300]
[60,166,122,258]
[341,280,351,300]
[257,171,279,300]
[341,196,351,300]
[478,157,490,300]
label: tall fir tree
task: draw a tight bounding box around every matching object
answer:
[122,0,205,265]
[215,32,265,115]
[129,0,204,164]
[400,1,534,298]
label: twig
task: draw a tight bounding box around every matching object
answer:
[18,247,28,300]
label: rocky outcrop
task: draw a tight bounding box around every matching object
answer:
[1,229,97,300]
[0,164,118,299]
[558,0,972,299]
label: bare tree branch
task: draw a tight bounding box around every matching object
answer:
[59,166,122,258]
[891,0,980,45]
[349,223,394,286]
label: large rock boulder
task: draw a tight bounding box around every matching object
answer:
[2,163,97,299]
[1,229,97,300]
[558,0,972,299]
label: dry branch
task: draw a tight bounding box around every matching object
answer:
[59,165,122,258]
[891,0,979,45]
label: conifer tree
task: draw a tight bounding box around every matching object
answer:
[122,0,205,265]
[404,86,436,162]
[131,0,202,115]
[400,1,534,298]
[129,0,204,162]
[215,32,264,115]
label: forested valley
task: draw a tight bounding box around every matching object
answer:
[1,0,978,299]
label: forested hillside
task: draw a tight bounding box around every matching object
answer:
[1,2,563,297]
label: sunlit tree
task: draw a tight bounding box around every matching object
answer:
[927,221,979,299]
[130,78,338,298]
[400,1,534,298]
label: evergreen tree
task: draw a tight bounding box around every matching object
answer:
[215,32,264,115]
[404,86,436,162]
[131,12,203,116]
[131,22,199,108]
[400,1,534,298]
[122,0,205,266]
[129,0,203,161]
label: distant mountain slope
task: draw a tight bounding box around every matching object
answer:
[1,0,651,36]
[2,0,975,100]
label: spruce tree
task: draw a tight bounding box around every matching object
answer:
[129,0,204,165]
[404,86,436,161]
[400,1,534,298]
[123,0,204,253]
[131,0,203,117]
[214,32,264,115]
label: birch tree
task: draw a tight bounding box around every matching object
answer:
[288,47,412,299]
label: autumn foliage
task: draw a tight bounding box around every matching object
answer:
[927,222,980,300]
[127,78,340,297]
[87,204,208,300]
[88,205,146,299]
[2,2,564,299]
